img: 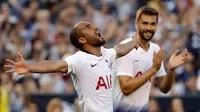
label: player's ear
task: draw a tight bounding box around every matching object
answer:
[78,37,87,44]
[135,19,139,29]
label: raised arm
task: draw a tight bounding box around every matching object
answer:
[155,49,188,93]
[4,52,68,80]
[118,49,164,96]
[114,38,139,59]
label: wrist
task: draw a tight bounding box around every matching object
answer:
[168,64,175,71]
[28,64,31,72]
[168,67,175,72]
[150,67,159,73]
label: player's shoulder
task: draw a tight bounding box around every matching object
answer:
[74,51,89,59]
[64,51,87,61]
[150,42,161,50]
[68,51,82,57]
[101,46,114,52]
[100,47,116,58]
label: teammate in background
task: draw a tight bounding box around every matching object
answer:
[113,6,188,112]
[4,21,139,112]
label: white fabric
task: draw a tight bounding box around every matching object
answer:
[64,47,116,112]
[112,38,166,111]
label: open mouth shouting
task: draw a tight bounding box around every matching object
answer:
[96,30,102,37]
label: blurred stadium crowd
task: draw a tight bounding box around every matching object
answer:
[0,0,200,112]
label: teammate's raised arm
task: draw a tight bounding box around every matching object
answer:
[4,52,68,80]
[155,49,188,93]
[114,37,139,59]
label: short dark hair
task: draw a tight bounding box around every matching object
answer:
[69,27,82,49]
[136,6,159,22]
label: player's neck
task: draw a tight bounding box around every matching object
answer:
[81,46,101,57]
[135,32,150,51]
[138,37,150,51]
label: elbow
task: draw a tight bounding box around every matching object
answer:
[121,89,131,96]
[160,87,170,94]
[161,90,169,94]
[120,83,131,96]
[158,82,172,94]
[120,82,137,96]
[121,86,136,96]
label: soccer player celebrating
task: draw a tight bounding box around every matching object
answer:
[113,6,188,112]
[4,21,139,112]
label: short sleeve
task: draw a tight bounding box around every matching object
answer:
[155,61,166,77]
[114,54,133,77]
[63,55,80,74]
[152,43,167,77]
[105,48,117,63]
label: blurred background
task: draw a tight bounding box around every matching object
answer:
[0,0,200,112]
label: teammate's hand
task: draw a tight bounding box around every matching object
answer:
[152,49,164,70]
[4,52,30,80]
[168,49,188,70]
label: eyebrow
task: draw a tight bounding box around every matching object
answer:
[142,20,156,23]
[85,24,90,29]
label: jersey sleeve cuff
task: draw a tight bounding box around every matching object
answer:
[116,72,132,77]
[155,73,166,77]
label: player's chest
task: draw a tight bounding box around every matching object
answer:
[132,50,154,70]
[84,58,112,76]
[83,58,113,90]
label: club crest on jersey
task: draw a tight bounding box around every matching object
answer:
[105,60,111,68]
[96,75,112,90]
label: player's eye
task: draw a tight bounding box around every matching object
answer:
[143,22,148,25]
[151,22,156,25]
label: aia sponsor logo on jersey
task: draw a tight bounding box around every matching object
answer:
[96,75,112,90]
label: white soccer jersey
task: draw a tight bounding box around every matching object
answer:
[112,38,166,112]
[64,47,116,112]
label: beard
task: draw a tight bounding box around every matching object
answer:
[139,29,155,41]
[94,38,106,47]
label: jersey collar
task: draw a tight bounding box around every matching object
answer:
[80,48,103,56]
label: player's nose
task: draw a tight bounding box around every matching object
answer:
[92,25,98,30]
[146,25,151,30]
